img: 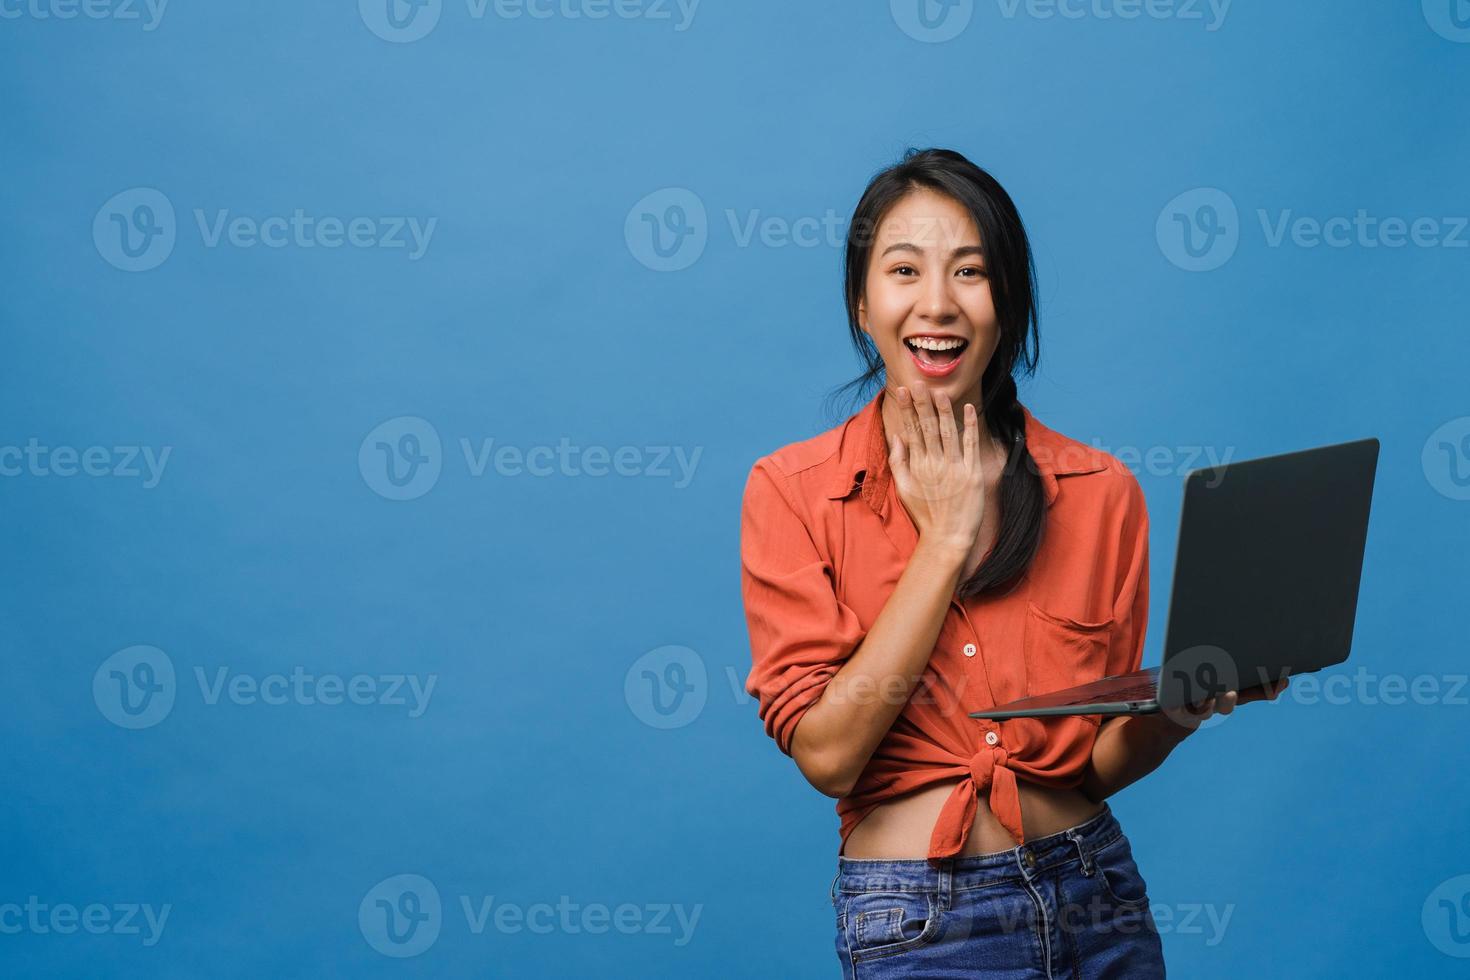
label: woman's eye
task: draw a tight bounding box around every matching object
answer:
[892,265,917,276]
[957,266,987,279]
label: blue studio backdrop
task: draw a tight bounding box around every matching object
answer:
[3,2,1469,976]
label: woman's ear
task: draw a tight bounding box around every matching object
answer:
[857,299,868,335]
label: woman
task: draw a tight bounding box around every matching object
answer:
[738,147,1286,978]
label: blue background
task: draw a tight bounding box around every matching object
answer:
[3,1,1469,976]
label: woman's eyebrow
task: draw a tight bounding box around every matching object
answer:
[879,242,986,259]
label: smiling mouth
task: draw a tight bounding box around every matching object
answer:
[904,337,969,370]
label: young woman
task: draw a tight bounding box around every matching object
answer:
[738,148,1286,978]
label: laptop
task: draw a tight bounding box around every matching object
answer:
[968,437,1380,721]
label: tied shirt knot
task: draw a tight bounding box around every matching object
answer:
[926,741,1026,862]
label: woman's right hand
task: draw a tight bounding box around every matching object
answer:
[887,385,987,554]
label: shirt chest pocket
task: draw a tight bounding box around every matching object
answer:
[1022,600,1114,698]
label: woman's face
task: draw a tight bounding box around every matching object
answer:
[858,187,1000,405]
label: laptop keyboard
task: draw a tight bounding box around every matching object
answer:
[1060,681,1157,706]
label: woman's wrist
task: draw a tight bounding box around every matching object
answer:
[914,533,972,568]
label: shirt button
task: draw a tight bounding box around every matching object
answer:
[985,731,999,746]
[963,643,977,657]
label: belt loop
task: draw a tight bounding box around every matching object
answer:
[936,859,953,912]
[829,869,841,904]
[1068,831,1094,876]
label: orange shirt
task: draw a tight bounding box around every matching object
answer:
[739,386,1149,861]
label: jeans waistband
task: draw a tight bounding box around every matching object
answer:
[832,802,1122,901]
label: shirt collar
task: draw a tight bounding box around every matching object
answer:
[823,386,1107,510]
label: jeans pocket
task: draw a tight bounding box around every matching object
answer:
[1092,835,1151,910]
[843,890,941,960]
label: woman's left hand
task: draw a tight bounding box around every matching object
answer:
[1136,677,1291,743]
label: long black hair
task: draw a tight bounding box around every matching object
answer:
[827,147,1044,600]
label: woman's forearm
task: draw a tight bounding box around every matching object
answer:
[789,536,969,797]
[1080,713,1191,803]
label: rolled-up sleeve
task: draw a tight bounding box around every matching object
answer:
[740,458,865,756]
[1108,471,1151,676]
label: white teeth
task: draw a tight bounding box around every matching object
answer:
[906,337,966,351]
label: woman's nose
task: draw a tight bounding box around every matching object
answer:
[919,274,960,320]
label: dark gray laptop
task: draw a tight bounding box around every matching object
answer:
[968,437,1380,720]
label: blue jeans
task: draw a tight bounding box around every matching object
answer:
[830,802,1165,978]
